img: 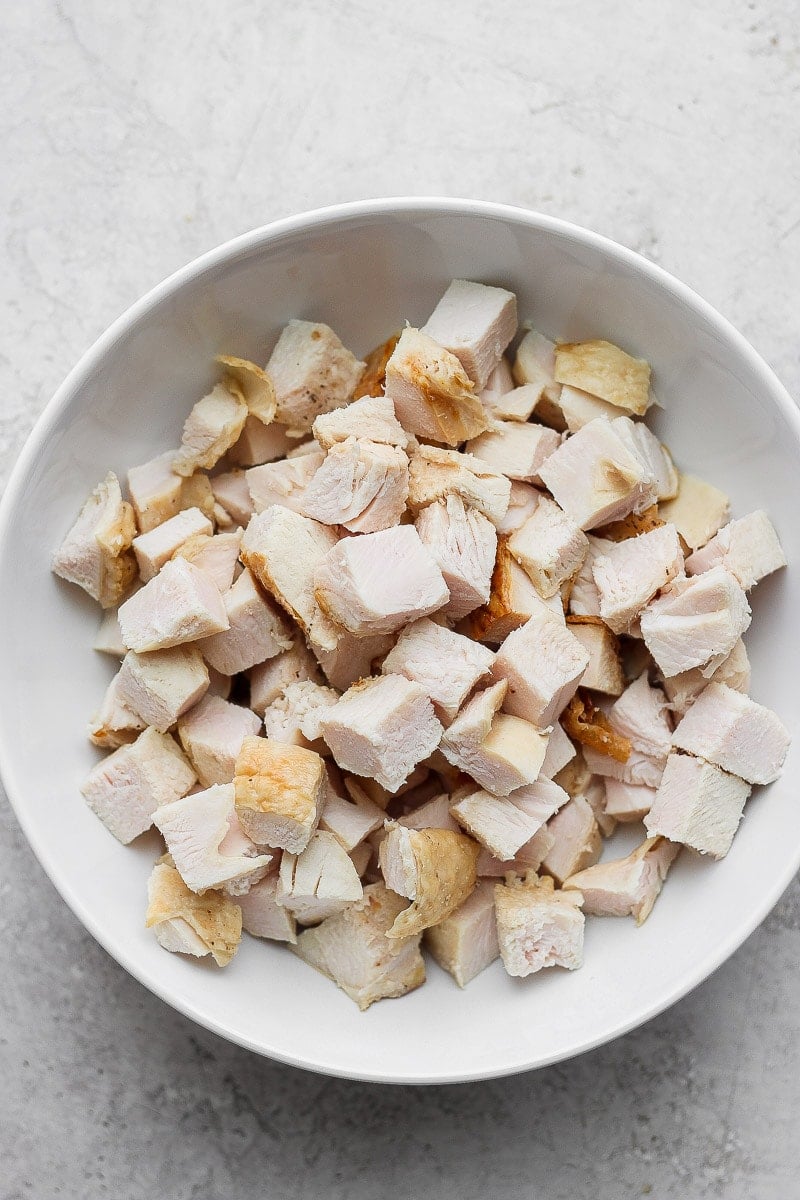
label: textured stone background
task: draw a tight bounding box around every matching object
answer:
[2,2,799,1197]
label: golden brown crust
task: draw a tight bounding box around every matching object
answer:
[179,474,217,521]
[561,691,631,763]
[146,863,242,966]
[98,549,138,609]
[216,354,277,425]
[387,829,480,939]
[353,333,400,399]
[468,538,518,642]
[595,505,664,542]
[234,736,324,821]
[554,340,651,415]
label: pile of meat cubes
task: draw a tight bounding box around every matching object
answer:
[53,279,791,1009]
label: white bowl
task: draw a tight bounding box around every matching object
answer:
[1,199,798,1084]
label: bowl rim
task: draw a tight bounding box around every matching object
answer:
[1,196,799,1085]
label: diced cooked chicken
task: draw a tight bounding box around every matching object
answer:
[82,727,196,844]
[441,683,549,796]
[540,720,577,779]
[568,535,615,617]
[420,279,517,388]
[559,385,629,431]
[644,751,751,858]
[93,604,129,658]
[607,672,674,763]
[199,567,292,675]
[603,779,656,822]
[553,745,592,796]
[146,862,242,966]
[52,472,137,608]
[450,789,544,860]
[476,823,556,877]
[383,327,488,444]
[312,629,394,692]
[671,682,790,785]
[415,495,497,621]
[554,339,651,415]
[613,419,678,501]
[172,530,242,594]
[563,836,679,924]
[312,394,411,450]
[378,825,479,938]
[407,444,511,526]
[582,745,664,789]
[278,830,363,923]
[469,537,561,644]
[659,473,729,551]
[540,796,602,885]
[177,694,261,787]
[177,473,216,523]
[381,618,494,722]
[580,775,616,836]
[685,510,786,589]
[512,329,566,431]
[172,382,247,476]
[349,841,373,877]
[314,525,449,636]
[508,496,588,599]
[662,637,751,716]
[116,645,209,733]
[118,558,229,652]
[207,667,233,700]
[319,674,443,792]
[591,524,684,634]
[485,383,543,423]
[88,670,146,749]
[233,736,325,852]
[286,438,323,459]
[132,507,213,583]
[209,469,255,526]
[495,481,542,536]
[236,872,297,943]
[466,421,560,484]
[245,452,325,515]
[228,416,295,467]
[248,638,323,716]
[479,355,515,406]
[495,874,584,976]
[266,319,365,433]
[538,417,657,531]
[491,609,589,727]
[424,879,499,987]
[262,680,339,751]
[353,333,401,399]
[154,783,273,893]
[214,354,277,424]
[240,505,339,652]
[127,452,185,533]
[319,783,385,850]
[302,437,409,532]
[293,882,425,1009]
[565,619,625,696]
[398,792,459,833]
[639,565,751,677]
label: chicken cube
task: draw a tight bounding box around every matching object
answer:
[485,383,544,423]
[441,684,549,795]
[539,417,657,531]
[278,830,363,923]
[563,836,679,924]
[312,629,394,692]
[424,879,500,987]
[88,670,146,749]
[659,473,729,551]
[172,530,241,595]
[554,339,651,415]
[512,329,566,431]
[199,567,292,675]
[466,421,561,484]
[82,727,196,844]
[248,639,323,716]
[420,279,517,388]
[266,319,365,433]
[644,751,751,858]
[565,619,625,696]
[540,795,602,885]
[415,495,498,621]
[495,481,543,536]
[52,472,137,608]
[671,682,790,785]
[262,680,339,751]
[240,505,339,652]
[313,525,449,636]
[177,693,262,787]
[450,790,544,860]
[508,496,588,599]
[662,638,751,716]
[154,783,272,894]
[479,356,515,407]
[581,775,617,836]
[120,558,228,651]
[233,736,325,853]
[383,327,488,444]
[407,444,511,526]
[146,862,242,966]
[93,604,129,658]
[582,745,665,789]
[381,618,494,722]
[568,535,615,618]
[614,419,678,501]
[378,825,479,937]
[245,452,325,515]
[172,382,247,476]
[591,524,684,634]
[491,609,590,726]
[214,354,277,424]
[292,882,426,1010]
[319,674,443,792]
[495,874,584,976]
[127,452,184,532]
[559,385,629,431]
[685,510,786,589]
[116,645,209,733]
[209,470,255,526]
[313,393,412,450]
[639,566,751,677]
[469,537,562,645]
[319,784,385,850]
[540,720,577,779]
[227,416,294,467]
[398,792,459,833]
[603,779,655,822]
[236,872,297,943]
[302,437,409,533]
[130,507,212,582]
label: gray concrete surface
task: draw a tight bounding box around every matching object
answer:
[2,1,799,1196]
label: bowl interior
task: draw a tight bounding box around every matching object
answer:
[1,200,799,1083]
